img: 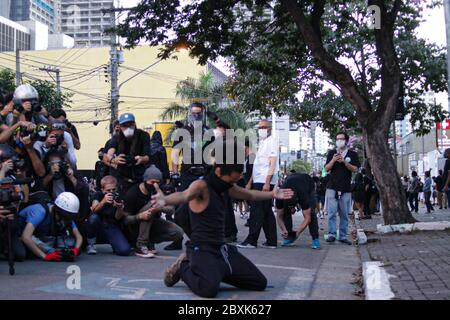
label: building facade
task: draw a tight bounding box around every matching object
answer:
[0,16,31,52]
[61,0,114,47]
[4,0,61,34]
[0,46,214,169]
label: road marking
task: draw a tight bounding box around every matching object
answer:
[276,268,315,300]
[255,264,315,272]
[363,261,395,300]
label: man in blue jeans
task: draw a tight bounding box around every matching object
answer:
[86,175,131,256]
[324,131,360,245]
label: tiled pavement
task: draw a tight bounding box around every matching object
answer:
[357,203,450,300]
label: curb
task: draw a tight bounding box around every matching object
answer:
[376,221,450,234]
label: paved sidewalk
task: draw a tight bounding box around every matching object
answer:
[357,203,450,300]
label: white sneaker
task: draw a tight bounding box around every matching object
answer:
[87,244,97,255]
[135,246,155,258]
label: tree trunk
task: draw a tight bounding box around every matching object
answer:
[364,128,416,224]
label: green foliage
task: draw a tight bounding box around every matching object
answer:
[26,79,73,113]
[0,68,72,112]
[160,71,250,131]
[0,69,15,96]
[116,0,448,136]
[288,159,312,174]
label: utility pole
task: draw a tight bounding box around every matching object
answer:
[445,0,450,112]
[15,49,21,86]
[101,6,133,133]
[39,66,61,94]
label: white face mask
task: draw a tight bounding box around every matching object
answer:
[258,129,268,140]
[123,128,135,138]
[336,140,346,149]
[213,129,223,138]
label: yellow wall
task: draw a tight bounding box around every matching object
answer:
[0,46,206,169]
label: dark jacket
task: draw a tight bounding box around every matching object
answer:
[149,131,170,181]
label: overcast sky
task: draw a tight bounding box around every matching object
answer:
[117,0,447,76]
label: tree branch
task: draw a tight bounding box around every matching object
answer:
[311,0,326,43]
[368,0,401,130]
[280,0,372,125]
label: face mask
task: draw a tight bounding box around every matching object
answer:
[192,113,203,121]
[258,129,268,139]
[144,182,156,194]
[123,128,135,138]
[336,140,346,149]
[213,129,223,138]
[206,172,234,195]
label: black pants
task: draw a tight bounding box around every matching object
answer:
[283,207,319,240]
[180,243,267,298]
[408,192,419,212]
[1,220,26,262]
[424,191,434,213]
[244,183,277,246]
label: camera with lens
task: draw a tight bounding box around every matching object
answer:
[112,191,121,202]
[59,248,75,262]
[11,156,25,171]
[15,124,48,142]
[13,98,41,113]
[49,160,68,180]
[122,155,136,167]
[0,177,26,207]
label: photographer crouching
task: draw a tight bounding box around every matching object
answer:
[40,149,89,223]
[103,113,151,195]
[0,144,30,265]
[16,192,83,262]
[85,175,131,256]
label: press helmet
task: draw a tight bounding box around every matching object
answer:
[54,192,80,216]
[13,84,39,101]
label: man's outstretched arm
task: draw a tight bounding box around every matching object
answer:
[152,180,206,207]
[229,185,293,202]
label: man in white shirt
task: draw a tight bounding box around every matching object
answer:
[238,119,279,249]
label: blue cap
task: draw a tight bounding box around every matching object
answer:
[119,113,135,125]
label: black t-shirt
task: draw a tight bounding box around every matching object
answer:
[443,159,450,187]
[92,191,116,221]
[276,173,315,210]
[123,183,156,216]
[435,175,444,191]
[325,149,360,192]
[172,124,211,172]
[107,129,151,181]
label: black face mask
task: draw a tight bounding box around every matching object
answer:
[205,171,234,195]
[144,182,155,194]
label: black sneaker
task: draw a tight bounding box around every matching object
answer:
[326,235,336,243]
[261,242,277,249]
[237,242,256,249]
[338,239,353,245]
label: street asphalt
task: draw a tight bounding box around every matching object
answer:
[0,210,361,300]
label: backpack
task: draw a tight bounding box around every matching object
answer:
[416,181,424,193]
[18,191,53,214]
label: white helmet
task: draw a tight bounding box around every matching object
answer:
[54,192,80,215]
[13,84,39,101]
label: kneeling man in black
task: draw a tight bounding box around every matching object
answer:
[151,140,293,298]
